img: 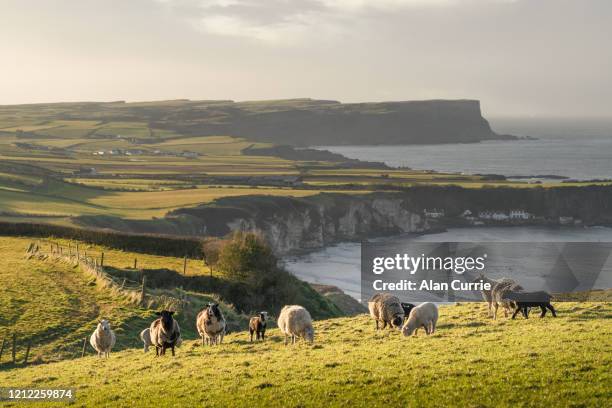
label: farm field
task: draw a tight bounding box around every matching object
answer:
[0,297,609,407]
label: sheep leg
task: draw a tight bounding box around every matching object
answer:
[292,335,296,345]
[430,321,436,335]
[540,305,547,318]
[171,345,175,357]
[284,335,289,346]
[521,307,529,319]
[375,320,379,330]
[487,301,493,317]
[220,332,224,344]
[511,307,521,319]
[201,336,205,346]
[250,330,254,342]
[547,303,557,317]
[493,303,498,320]
[381,320,387,330]
[262,330,265,341]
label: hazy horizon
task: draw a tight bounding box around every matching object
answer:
[2,0,611,118]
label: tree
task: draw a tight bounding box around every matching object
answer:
[217,231,276,283]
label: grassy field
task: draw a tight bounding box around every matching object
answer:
[0,300,609,407]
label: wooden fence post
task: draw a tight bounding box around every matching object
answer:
[134,258,138,269]
[140,276,146,306]
[0,338,5,362]
[81,337,87,358]
[76,244,80,259]
[121,278,126,290]
[11,334,16,364]
[100,252,104,267]
[183,256,187,275]
[23,341,31,365]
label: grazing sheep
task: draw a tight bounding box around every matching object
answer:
[504,290,557,319]
[150,310,181,357]
[140,328,181,353]
[473,274,522,319]
[277,305,314,345]
[249,312,267,342]
[196,303,226,346]
[402,302,438,337]
[90,319,116,358]
[401,302,416,323]
[368,293,405,330]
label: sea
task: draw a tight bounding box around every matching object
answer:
[286,120,612,299]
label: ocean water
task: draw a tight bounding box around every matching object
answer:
[284,227,612,301]
[316,135,612,180]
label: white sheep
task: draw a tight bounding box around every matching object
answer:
[140,327,181,352]
[277,305,314,345]
[402,302,438,337]
[90,319,116,358]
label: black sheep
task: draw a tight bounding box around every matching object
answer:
[504,291,557,319]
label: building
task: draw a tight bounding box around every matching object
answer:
[424,208,445,218]
[509,209,531,220]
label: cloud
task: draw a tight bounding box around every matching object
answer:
[156,0,519,45]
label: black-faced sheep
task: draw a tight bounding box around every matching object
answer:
[196,303,226,346]
[141,327,181,352]
[277,305,314,345]
[90,319,116,358]
[401,302,416,323]
[249,312,267,342]
[402,302,438,337]
[150,310,181,356]
[368,293,405,330]
[503,290,557,319]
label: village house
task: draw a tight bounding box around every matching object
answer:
[424,208,445,218]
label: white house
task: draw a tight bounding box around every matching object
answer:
[424,208,445,218]
[509,209,531,220]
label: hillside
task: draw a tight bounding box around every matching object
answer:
[0,99,512,146]
[0,236,342,364]
[0,301,609,407]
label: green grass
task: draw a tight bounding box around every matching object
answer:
[0,301,609,407]
[0,237,246,363]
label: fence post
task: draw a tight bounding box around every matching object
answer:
[12,334,16,364]
[23,341,31,365]
[100,252,104,267]
[134,258,138,269]
[0,338,5,362]
[76,244,80,259]
[81,337,87,358]
[183,256,187,275]
[121,278,126,290]
[140,276,146,306]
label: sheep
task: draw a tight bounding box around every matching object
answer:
[140,327,182,353]
[249,312,267,342]
[196,303,226,346]
[89,319,116,358]
[368,293,405,330]
[402,302,438,337]
[401,302,416,324]
[473,274,522,319]
[277,305,314,345]
[150,310,181,357]
[503,290,557,319]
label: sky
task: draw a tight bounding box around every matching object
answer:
[1,0,610,118]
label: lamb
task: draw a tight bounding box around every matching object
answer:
[196,303,226,346]
[249,312,267,342]
[89,319,116,358]
[473,274,522,319]
[368,293,405,330]
[503,290,557,319]
[402,302,438,337]
[140,327,181,353]
[277,305,314,345]
[150,310,181,356]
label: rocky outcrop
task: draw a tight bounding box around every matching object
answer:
[168,194,430,254]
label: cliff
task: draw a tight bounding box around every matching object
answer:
[74,186,612,255]
[155,99,510,146]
